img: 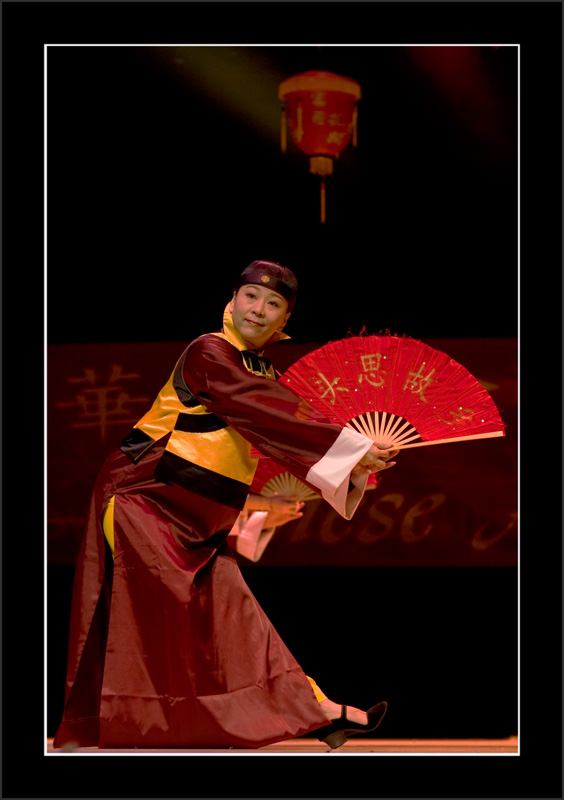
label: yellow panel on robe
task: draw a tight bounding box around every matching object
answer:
[102,496,115,556]
[307,676,327,703]
[166,427,258,486]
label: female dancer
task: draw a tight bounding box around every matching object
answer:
[54,260,396,750]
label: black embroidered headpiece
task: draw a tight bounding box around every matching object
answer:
[234,260,298,310]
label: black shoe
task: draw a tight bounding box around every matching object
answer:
[317,701,388,750]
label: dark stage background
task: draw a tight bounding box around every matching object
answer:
[46,41,519,741]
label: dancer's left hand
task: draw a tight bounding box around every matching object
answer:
[265,495,305,527]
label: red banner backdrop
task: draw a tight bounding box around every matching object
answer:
[47,339,517,567]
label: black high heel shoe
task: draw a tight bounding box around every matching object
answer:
[317,701,388,750]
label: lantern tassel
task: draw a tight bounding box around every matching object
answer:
[320,180,326,224]
[296,102,304,143]
[281,108,287,153]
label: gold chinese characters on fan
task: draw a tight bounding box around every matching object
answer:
[282,336,505,450]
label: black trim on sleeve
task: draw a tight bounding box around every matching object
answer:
[155,450,249,510]
[174,413,229,433]
[119,428,160,463]
[172,352,201,408]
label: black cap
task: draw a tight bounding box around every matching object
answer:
[235,260,298,310]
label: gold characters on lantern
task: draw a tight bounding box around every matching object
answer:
[279,70,361,223]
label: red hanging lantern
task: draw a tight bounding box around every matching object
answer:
[278,70,361,223]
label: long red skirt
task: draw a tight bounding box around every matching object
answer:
[53,443,329,748]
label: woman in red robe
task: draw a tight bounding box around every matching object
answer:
[53,260,396,750]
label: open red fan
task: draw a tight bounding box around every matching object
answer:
[250,457,380,502]
[250,457,319,502]
[281,335,505,449]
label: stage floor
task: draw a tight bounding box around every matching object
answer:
[46,736,518,754]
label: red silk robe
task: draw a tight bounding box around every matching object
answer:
[53,311,372,749]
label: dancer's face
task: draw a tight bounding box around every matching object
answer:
[230,284,290,350]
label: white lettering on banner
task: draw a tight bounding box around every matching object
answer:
[400,493,447,543]
[56,364,149,441]
[356,493,404,543]
[319,515,354,545]
[289,491,446,547]
[471,512,518,550]
[287,490,516,558]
